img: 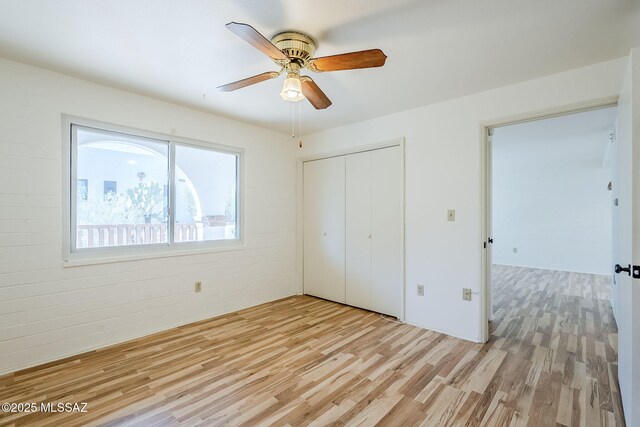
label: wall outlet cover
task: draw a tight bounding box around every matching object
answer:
[417,285,424,296]
[195,281,202,293]
[447,209,455,221]
[462,288,472,301]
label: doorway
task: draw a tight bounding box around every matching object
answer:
[488,106,617,317]
[482,105,625,423]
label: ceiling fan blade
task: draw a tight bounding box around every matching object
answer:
[309,49,387,72]
[300,76,332,110]
[217,71,280,92]
[225,22,289,62]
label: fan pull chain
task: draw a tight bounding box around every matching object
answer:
[290,101,295,140]
[298,101,303,148]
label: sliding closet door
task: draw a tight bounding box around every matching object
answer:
[303,157,346,303]
[345,151,372,310]
[371,146,403,318]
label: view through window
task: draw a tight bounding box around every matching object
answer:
[72,124,240,252]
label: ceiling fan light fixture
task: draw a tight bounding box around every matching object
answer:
[280,73,305,102]
[219,22,387,110]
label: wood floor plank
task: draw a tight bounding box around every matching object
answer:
[0,265,624,426]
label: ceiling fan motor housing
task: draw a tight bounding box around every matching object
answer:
[271,31,316,67]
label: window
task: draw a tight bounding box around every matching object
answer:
[103,180,117,196]
[174,144,238,242]
[66,120,242,261]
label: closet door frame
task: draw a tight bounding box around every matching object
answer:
[297,138,406,322]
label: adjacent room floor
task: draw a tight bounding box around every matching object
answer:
[0,266,623,426]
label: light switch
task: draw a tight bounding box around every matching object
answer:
[447,209,455,221]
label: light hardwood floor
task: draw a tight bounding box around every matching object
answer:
[0,266,623,426]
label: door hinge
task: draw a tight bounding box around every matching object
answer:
[615,264,640,279]
[484,238,494,249]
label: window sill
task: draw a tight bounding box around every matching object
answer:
[62,242,245,268]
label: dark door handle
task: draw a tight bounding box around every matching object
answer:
[614,264,631,275]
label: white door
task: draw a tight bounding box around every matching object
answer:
[487,130,494,322]
[611,127,620,320]
[303,156,346,303]
[345,151,372,310]
[371,146,404,318]
[612,48,640,427]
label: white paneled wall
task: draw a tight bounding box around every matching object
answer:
[0,58,296,375]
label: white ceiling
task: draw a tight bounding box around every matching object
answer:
[0,0,637,134]
[493,106,618,166]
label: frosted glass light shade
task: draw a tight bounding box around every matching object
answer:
[280,75,305,102]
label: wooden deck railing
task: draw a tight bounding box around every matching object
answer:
[76,223,198,248]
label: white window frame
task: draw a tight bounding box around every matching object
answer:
[62,115,245,267]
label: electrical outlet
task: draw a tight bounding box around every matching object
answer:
[447,209,455,221]
[463,288,472,301]
[417,284,424,296]
[195,281,202,293]
[513,247,518,253]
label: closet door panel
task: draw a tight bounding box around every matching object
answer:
[345,151,372,310]
[371,146,404,318]
[303,157,346,303]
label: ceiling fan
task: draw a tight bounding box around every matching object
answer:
[217,22,387,110]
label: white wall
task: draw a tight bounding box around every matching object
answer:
[0,58,297,375]
[491,110,614,275]
[300,57,627,342]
